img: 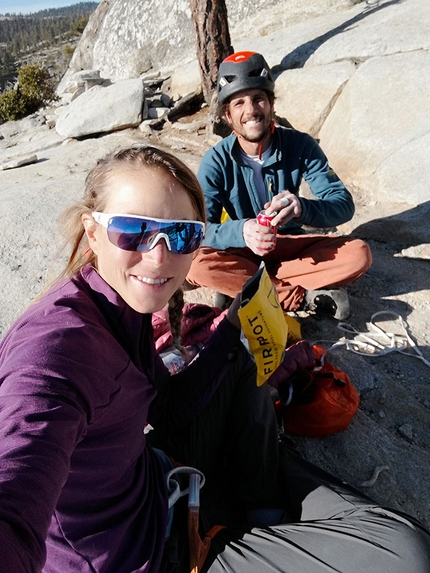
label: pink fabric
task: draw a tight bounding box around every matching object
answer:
[266,340,316,390]
[152,303,228,351]
[153,304,316,392]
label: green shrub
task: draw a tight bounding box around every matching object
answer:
[0,63,59,124]
[17,64,59,110]
[64,44,75,57]
[0,89,27,122]
[72,16,89,35]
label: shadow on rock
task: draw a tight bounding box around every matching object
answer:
[272,0,404,74]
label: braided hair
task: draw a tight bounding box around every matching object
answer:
[168,288,185,351]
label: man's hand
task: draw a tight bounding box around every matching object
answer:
[243,218,277,255]
[264,192,302,227]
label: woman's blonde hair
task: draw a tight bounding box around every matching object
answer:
[57,145,206,346]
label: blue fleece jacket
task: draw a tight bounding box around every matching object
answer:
[197,126,355,250]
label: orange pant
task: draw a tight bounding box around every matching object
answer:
[187,234,372,311]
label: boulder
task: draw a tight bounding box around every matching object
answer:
[319,50,430,205]
[55,78,145,138]
[274,61,355,137]
[0,154,38,170]
[64,0,351,84]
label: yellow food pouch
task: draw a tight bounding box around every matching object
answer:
[285,313,302,346]
[238,263,288,386]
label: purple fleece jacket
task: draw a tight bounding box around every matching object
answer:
[0,265,239,572]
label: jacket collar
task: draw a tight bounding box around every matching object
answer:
[79,264,152,369]
[229,126,282,166]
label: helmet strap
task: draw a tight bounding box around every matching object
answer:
[257,120,275,160]
[233,120,275,160]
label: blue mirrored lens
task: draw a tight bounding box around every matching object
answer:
[106,216,204,254]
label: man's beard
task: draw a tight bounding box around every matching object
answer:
[240,121,271,143]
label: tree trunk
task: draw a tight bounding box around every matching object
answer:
[189,0,233,105]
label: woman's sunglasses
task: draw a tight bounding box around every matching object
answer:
[92,212,205,254]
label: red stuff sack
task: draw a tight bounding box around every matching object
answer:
[278,345,360,437]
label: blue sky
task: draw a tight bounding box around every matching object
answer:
[0,1,99,15]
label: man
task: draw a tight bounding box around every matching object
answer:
[186,51,372,319]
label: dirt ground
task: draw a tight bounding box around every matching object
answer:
[1,114,429,529]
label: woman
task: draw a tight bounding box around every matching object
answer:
[0,146,428,573]
[0,146,279,572]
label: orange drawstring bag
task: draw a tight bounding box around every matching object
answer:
[277,345,360,437]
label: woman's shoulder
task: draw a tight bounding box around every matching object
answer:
[13,275,103,332]
[1,272,115,368]
[0,272,131,412]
